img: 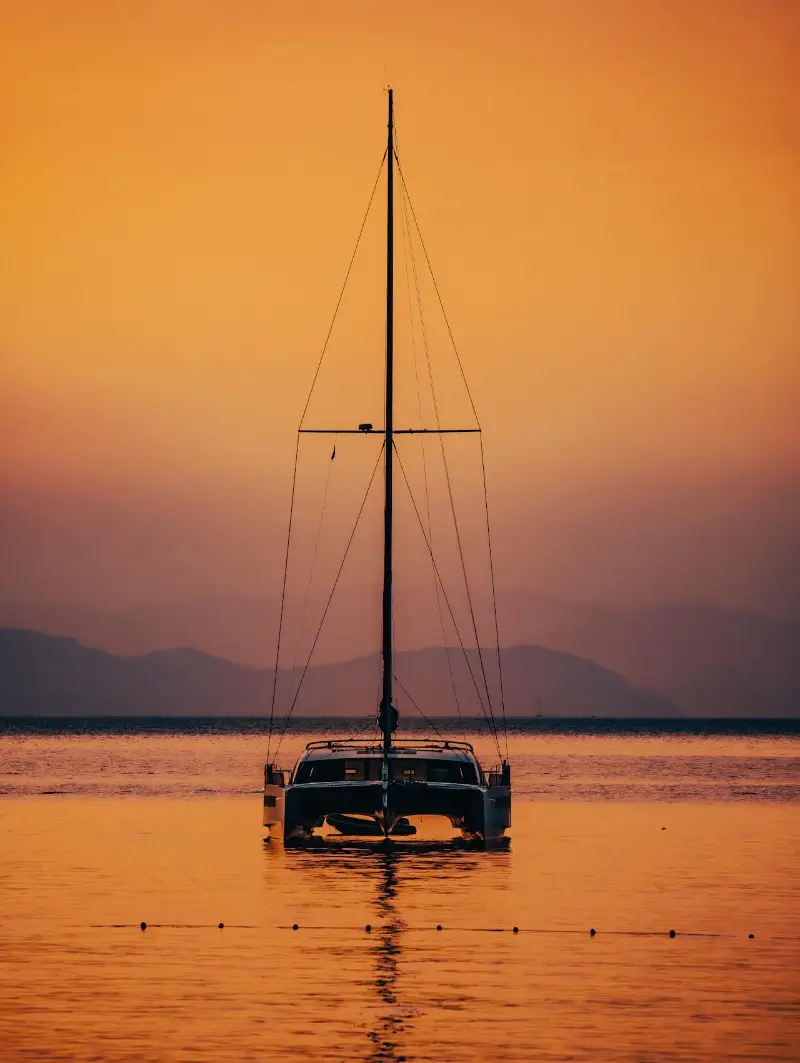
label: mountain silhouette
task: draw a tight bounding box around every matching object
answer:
[1,597,796,716]
[0,629,678,718]
[523,603,800,718]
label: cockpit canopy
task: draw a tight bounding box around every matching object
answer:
[292,753,481,786]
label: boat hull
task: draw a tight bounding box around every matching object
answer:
[264,778,511,845]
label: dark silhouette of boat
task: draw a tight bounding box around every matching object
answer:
[262,91,510,846]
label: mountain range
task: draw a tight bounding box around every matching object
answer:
[0,629,678,718]
[0,595,796,717]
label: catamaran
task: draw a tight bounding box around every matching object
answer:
[262,91,511,845]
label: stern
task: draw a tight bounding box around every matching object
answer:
[263,763,287,839]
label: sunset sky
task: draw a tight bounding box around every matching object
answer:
[2,0,798,634]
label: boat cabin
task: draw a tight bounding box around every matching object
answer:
[263,738,510,843]
[292,744,483,786]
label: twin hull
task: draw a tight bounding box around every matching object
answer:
[263,777,511,844]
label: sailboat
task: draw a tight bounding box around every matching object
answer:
[262,91,511,846]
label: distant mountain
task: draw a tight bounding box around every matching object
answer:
[0,630,264,716]
[525,603,800,718]
[0,597,280,667]
[1,595,797,717]
[0,629,679,718]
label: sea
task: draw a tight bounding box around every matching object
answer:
[1,718,798,1063]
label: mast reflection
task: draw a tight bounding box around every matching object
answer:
[366,851,406,1063]
[265,836,506,1062]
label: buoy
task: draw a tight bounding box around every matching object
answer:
[669,929,676,938]
[512,926,519,934]
[292,923,299,931]
[140,921,147,931]
[436,924,442,931]
[365,924,372,932]
[748,933,754,939]
[218,922,224,929]
[589,928,596,937]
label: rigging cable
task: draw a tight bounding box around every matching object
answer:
[479,434,509,759]
[298,149,388,429]
[387,601,447,743]
[395,157,480,423]
[343,711,382,743]
[394,443,502,758]
[364,644,384,744]
[269,148,387,761]
[272,443,385,762]
[392,673,446,740]
[397,167,500,743]
[267,432,300,764]
[398,162,467,744]
[397,154,507,753]
[286,441,337,705]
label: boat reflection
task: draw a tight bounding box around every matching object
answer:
[363,844,508,1061]
[366,853,405,1062]
[264,836,510,1062]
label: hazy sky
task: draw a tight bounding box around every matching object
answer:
[2,0,798,621]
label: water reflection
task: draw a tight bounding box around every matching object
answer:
[264,838,508,1062]
[367,854,405,1062]
[362,844,510,1061]
[5,797,797,1063]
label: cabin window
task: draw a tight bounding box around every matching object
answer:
[294,760,346,783]
[293,757,382,784]
[425,759,480,785]
[427,764,450,782]
[293,755,479,785]
[388,758,480,784]
[390,759,424,781]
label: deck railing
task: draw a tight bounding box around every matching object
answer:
[486,763,511,787]
[264,763,287,787]
[301,737,477,754]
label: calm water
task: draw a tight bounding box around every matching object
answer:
[1,721,798,1062]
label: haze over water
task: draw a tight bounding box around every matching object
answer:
[3,1,798,625]
[2,721,798,1062]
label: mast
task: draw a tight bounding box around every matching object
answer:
[380,88,395,759]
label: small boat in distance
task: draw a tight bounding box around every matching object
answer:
[262,91,511,846]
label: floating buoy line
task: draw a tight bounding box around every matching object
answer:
[86,922,762,939]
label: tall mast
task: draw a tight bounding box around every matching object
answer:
[380,88,395,758]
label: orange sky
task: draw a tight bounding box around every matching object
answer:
[1,0,798,621]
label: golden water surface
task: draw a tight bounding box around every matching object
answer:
[1,729,798,1062]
